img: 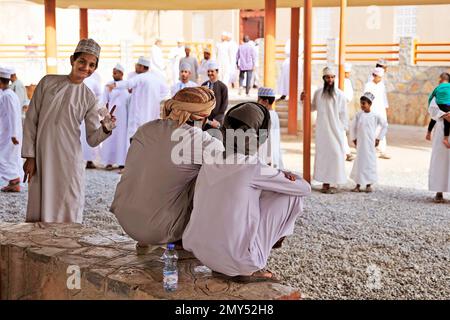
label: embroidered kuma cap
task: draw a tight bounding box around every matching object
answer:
[74,38,101,58]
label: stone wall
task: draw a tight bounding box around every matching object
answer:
[0,223,300,300]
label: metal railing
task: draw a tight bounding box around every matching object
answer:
[0,42,213,61]
[345,43,399,63]
[275,43,327,61]
[414,41,450,64]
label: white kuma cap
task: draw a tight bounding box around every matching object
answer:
[137,56,150,67]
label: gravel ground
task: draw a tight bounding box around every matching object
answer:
[1,124,449,299]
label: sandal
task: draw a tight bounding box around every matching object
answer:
[321,187,337,194]
[233,269,279,283]
[433,196,445,203]
[1,178,21,193]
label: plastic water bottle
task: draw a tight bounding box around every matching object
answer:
[162,243,179,292]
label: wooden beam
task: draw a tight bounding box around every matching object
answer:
[303,0,312,183]
[264,0,276,88]
[338,0,347,90]
[288,7,300,135]
[80,8,89,39]
[44,0,57,74]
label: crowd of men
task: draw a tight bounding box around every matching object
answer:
[0,36,449,280]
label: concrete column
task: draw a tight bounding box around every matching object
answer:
[303,0,312,183]
[338,0,347,90]
[288,7,300,135]
[264,0,276,88]
[399,37,414,66]
[80,8,88,39]
[44,0,57,74]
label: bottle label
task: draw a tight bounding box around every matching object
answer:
[164,272,178,287]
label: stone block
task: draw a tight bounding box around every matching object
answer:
[1,223,300,300]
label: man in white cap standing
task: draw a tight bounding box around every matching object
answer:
[9,67,29,112]
[364,67,390,159]
[168,39,185,85]
[179,45,199,82]
[311,66,348,193]
[171,63,198,96]
[0,67,22,192]
[198,47,212,84]
[201,60,228,130]
[101,63,130,172]
[107,56,169,141]
[227,32,239,88]
[22,38,116,223]
[216,32,231,86]
[257,87,284,169]
[150,38,166,81]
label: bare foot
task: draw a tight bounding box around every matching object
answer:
[272,236,286,249]
[351,186,361,193]
[365,185,373,193]
[135,243,151,255]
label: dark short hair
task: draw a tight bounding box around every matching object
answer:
[259,96,275,105]
[360,96,373,105]
[0,78,10,85]
[72,52,99,68]
[440,72,450,82]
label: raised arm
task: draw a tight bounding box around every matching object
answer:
[84,96,111,147]
[251,165,311,197]
[428,98,447,121]
[115,75,139,90]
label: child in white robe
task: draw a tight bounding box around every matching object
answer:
[350,92,388,192]
[0,67,22,192]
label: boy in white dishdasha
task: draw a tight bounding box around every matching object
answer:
[350,92,388,193]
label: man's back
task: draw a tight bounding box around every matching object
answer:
[237,43,256,71]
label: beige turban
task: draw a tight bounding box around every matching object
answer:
[163,87,216,126]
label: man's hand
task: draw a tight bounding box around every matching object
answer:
[11,137,19,145]
[283,171,297,181]
[23,157,36,183]
[300,92,305,102]
[353,140,357,147]
[443,113,450,121]
[101,104,117,133]
[210,119,221,129]
[375,139,380,147]
[106,83,116,92]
